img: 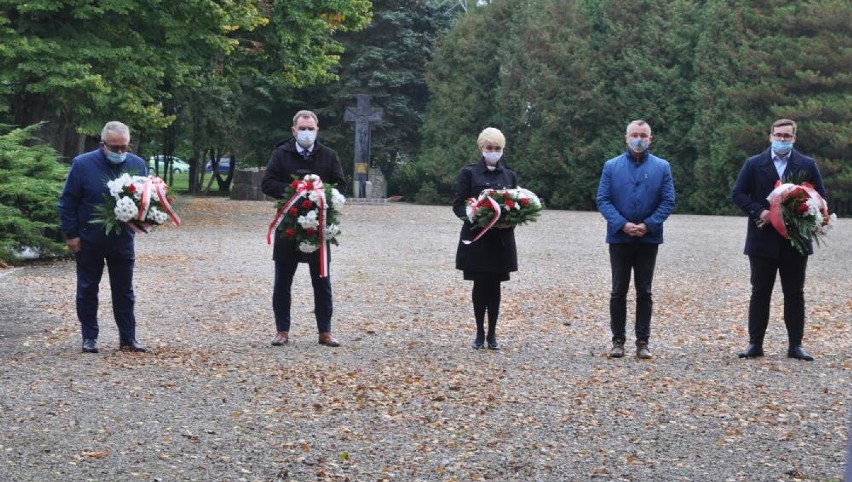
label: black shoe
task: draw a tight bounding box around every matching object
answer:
[82,339,99,353]
[472,333,485,349]
[119,339,148,352]
[486,336,501,350]
[787,345,814,361]
[609,341,625,358]
[636,342,652,359]
[738,343,764,358]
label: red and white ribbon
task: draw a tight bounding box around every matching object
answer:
[463,192,502,245]
[136,176,181,228]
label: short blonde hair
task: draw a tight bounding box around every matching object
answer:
[292,110,319,127]
[477,127,506,149]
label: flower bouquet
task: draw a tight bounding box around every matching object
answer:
[767,179,836,255]
[267,174,345,277]
[464,187,543,244]
[94,173,181,234]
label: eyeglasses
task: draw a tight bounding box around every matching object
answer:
[102,142,130,153]
[772,133,794,140]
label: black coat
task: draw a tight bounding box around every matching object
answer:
[453,159,518,278]
[261,138,346,261]
[732,148,827,258]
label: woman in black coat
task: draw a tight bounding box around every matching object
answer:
[452,127,518,350]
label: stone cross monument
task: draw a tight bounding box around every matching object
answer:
[344,94,383,198]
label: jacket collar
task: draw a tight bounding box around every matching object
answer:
[624,149,649,164]
[475,158,503,173]
[759,148,804,181]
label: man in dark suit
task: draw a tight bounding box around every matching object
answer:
[261,110,347,348]
[732,118,827,361]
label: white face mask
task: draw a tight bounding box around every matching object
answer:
[296,130,317,149]
[482,151,503,167]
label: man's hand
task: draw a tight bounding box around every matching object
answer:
[66,238,81,253]
[622,222,648,237]
[755,209,770,229]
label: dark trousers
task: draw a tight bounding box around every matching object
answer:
[747,244,808,346]
[608,243,659,344]
[273,257,333,333]
[75,240,136,342]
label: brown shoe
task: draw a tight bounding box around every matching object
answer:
[318,332,340,347]
[636,342,652,359]
[271,331,289,346]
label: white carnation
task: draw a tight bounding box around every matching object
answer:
[108,173,133,198]
[805,197,821,216]
[325,224,340,240]
[146,206,168,225]
[114,196,138,222]
[298,210,319,229]
[330,189,346,210]
[298,242,317,253]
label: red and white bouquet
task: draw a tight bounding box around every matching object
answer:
[267,174,345,277]
[464,187,543,244]
[767,179,836,255]
[94,173,181,234]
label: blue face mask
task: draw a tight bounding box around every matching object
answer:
[628,138,649,153]
[296,130,317,149]
[105,149,127,164]
[771,140,794,156]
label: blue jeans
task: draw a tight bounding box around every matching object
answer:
[608,243,659,344]
[75,240,136,342]
[273,257,333,333]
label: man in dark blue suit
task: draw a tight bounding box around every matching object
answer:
[732,119,827,361]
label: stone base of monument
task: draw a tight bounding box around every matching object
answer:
[347,197,388,204]
[230,168,274,201]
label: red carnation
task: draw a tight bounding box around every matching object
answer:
[301,199,313,209]
[505,200,516,209]
[128,184,137,193]
[288,207,298,217]
[284,228,296,239]
[796,203,809,214]
[520,198,530,207]
[305,227,317,237]
[290,180,300,189]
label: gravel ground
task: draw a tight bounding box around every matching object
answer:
[0,197,849,482]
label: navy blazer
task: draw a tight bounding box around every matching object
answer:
[732,148,827,258]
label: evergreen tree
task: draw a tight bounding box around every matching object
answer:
[0,124,67,264]
[691,0,852,214]
[413,0,521,203]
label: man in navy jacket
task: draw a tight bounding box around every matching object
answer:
[732,118,827,361]
[597,120,676,359]
[58,121,148,354]
[261,110,346,348]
